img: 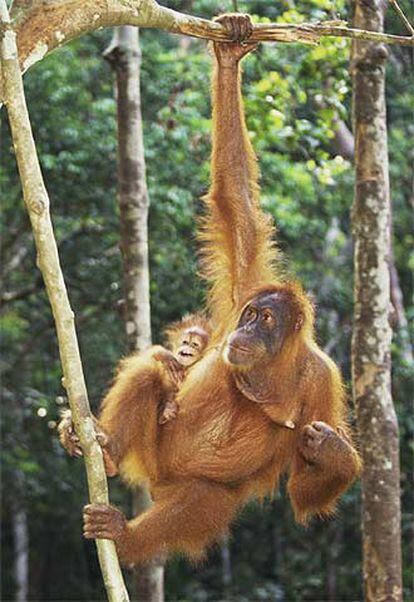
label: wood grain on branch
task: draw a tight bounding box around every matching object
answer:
[0,2,129,600]
[5,0,414,85]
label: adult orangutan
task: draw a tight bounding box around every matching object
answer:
[64,14,361,565]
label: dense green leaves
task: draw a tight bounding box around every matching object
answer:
[1,1,413,600]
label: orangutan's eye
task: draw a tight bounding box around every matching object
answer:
[245,307,256,321]
[261,311,275,326]
[183,339,190,346]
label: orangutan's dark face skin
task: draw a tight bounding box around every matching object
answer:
[224,292,303,368]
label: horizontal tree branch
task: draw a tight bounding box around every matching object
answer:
[3,0,413,93]
[1,277,42,306]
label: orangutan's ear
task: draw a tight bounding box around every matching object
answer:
[295,314,304,332]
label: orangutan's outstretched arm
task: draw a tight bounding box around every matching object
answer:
[210,20,257,209]
[201,14,277,322]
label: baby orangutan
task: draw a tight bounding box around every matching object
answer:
[155,314,211,424]
[58,313,211,474]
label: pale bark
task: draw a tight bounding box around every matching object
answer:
[326,523,343,602]
[104,26,164,602]
[220,536,232,598]
[104,26,152,353]
[332,117,354,161]
[0,0,411,103]
[351,1,403,601]
[132,490,164,601]
[12,498,29,602]
[0,2,129,600]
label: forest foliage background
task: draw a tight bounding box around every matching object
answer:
[1,0,413,600]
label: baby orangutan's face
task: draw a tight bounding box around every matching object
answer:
[176,327,208,367]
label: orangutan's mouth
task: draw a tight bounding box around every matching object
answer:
[178,350,195,358]
[228,343,252,354]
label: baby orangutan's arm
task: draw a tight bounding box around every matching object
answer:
[152,348,186,388]
[159,399,179,424]
[152,348,185,425]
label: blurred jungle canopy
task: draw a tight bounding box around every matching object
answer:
[1,0,413,600]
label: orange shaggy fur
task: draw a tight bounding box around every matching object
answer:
[96,26,361,565]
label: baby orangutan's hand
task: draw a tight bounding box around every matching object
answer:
[153,349,186,388]
[159,400,179,425]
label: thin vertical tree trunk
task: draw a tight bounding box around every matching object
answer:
[103,26,164,602]
[220,536,232,598]
[104,26,152,353]
[12,499,29,602]
[10,410,29,602]
[351,2,403,601]
[0,3,129,600]
[326,523,342,602]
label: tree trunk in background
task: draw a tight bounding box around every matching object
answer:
[351,2,403,601]
[220,536,232,599]
[326,523,342,602]
[104,26,152,353]
[103,26,164,602]
[12,480,29,602]
[332,117,355,161]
